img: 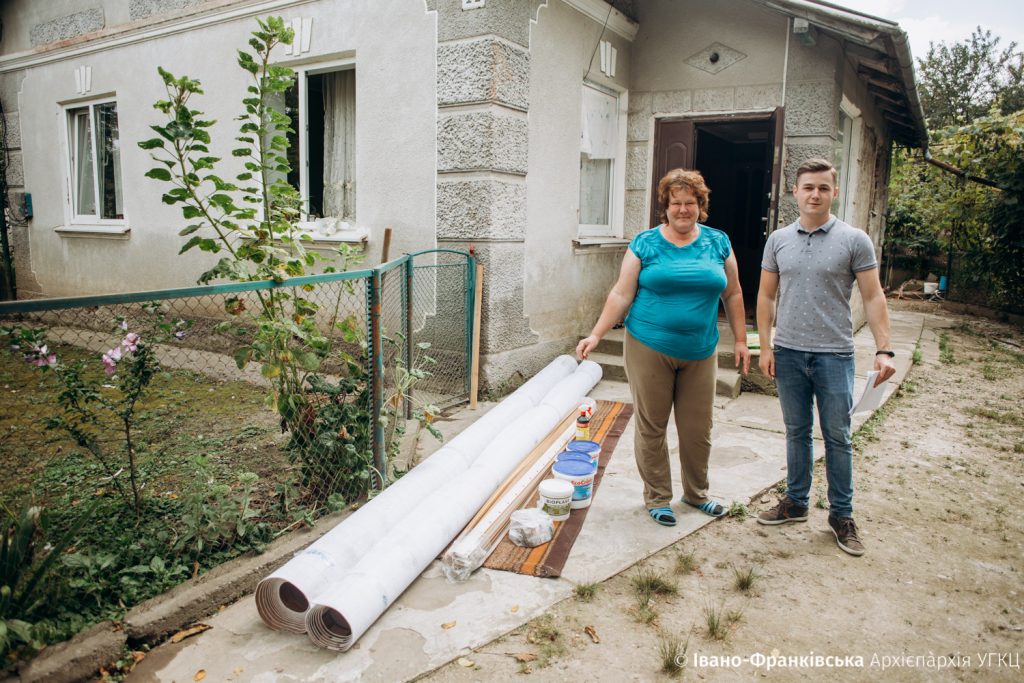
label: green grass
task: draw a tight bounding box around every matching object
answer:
[630,565,678,599]
[966,406,1024,427]
[658,632,689,676]
[573,581,599,602]
[525,614,566,667]
[0,342,322,667]
[732,565,758,593]
[673,548,698,575]
[939,332,957,364]
[727,501,750,520]
[702,601,741,641]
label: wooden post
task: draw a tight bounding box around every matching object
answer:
[469,263,483,409]
[380,226,393,262]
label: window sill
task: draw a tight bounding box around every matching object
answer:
[293,221,369,246]
[55,224,130,240]
[573,237,629,254]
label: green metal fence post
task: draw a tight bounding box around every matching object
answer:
[404,255,414,421]
[464,254,476,399]
[368,267,385,490]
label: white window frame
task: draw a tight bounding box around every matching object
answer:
[835,95,862,221]
[288,59,356,222]
[61,97,127,231]
[578,81,628,239]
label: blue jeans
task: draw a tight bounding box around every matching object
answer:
[773,346,855,518]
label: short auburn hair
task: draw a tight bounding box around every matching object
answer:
[657,168,710,224]
[794,158,838,185]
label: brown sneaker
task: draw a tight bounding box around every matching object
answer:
[829,515,865,556]
[756,497,808,525]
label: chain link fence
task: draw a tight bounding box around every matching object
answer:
[0,250,475,656]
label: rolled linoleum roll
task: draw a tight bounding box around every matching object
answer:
[304,361,602,650]
[255,354,579,632]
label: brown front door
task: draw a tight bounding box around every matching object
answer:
[649,119,695,228]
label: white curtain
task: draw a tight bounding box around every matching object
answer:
[322,70,355,219]
[580,85,616,160]
[580,85,617,227]
[74,109,96,216]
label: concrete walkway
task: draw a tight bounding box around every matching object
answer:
[129,310,925,683]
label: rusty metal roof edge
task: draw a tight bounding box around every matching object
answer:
[760,0,928,147]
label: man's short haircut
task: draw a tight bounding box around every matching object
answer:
[794,158,838,185]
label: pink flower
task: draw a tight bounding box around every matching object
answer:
[120,319,128,331]
[102,346,123,375]
[25,345,56,367]
[174,331,186,340]
[122,333,141,352]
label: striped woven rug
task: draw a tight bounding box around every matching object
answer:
[482,399,633,578]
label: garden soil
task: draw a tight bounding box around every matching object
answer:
[418,303,1024,682]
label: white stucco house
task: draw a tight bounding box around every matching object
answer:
[0,0,926,388]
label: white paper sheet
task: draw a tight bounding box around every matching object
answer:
[850,370,888,415]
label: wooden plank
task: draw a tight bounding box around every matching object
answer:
[380,226,393,262]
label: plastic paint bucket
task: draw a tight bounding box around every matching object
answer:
[555,450,596,469]
[537,479,573,521]
[565,440,601,467]
[551,460,596,509]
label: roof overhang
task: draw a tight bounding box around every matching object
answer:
[761,0,928,147]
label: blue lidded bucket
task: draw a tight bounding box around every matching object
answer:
[566,439,600,461]
[551,460,596,509]
[556,450,596,469]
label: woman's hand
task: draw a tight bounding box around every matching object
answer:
[576,335,600,361]
[734,341,751,376]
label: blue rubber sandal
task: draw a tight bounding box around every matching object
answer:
[685,499,727,518]
[648,506,677,526]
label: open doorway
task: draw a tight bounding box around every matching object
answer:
[650,110,783,319]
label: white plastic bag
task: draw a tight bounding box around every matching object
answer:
[508,508,554,547]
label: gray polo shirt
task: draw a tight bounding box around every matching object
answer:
[761,217,877,352]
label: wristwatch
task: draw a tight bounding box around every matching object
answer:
[875,350,895,357]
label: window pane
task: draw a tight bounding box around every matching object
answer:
[71,108,96,216]
[94,103,123,219]
[833,111,852,217]
[580,156,611,225]
[282,78,301,197]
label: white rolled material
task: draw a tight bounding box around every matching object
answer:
[255,355,579,632]
[304,360,603,650]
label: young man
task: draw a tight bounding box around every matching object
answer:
[755,158,896,556]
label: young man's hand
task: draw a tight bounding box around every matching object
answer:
[873,354,896,386]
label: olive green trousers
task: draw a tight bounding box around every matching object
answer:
[623,330,718,508]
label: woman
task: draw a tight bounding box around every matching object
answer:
[576,169,750,526]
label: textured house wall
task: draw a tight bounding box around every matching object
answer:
[4,0,437,296]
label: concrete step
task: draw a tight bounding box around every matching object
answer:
[588,351,627,382]
[595,327,624,355]
[716,368,742,399]
[589,347,744,399]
